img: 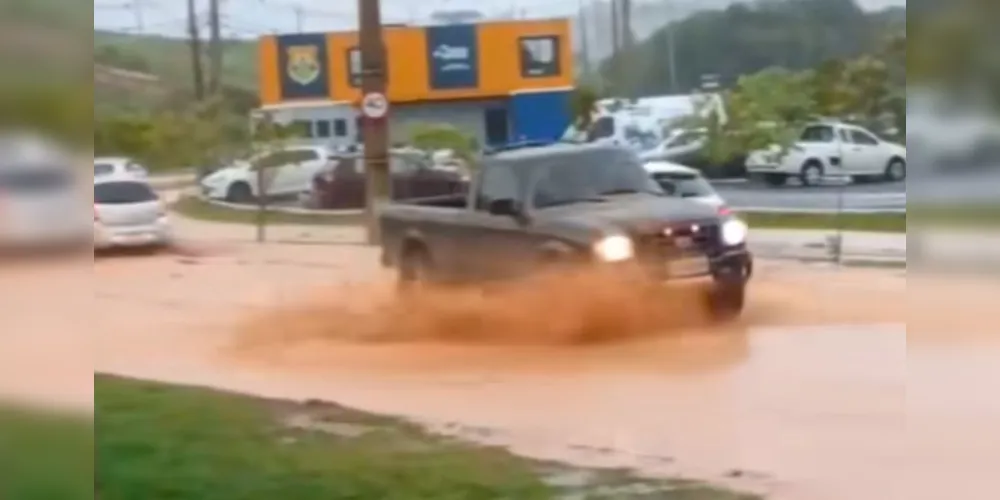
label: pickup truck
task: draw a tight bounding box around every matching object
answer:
[379,143,753,320]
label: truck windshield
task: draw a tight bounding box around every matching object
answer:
[533,150,664,208]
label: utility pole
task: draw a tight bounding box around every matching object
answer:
[294,5,304,32]
[132,0,145,32]
[621,0,634,99]
[186,0,205,100]
[359,0,391,245]
[610,0,619,93]
[578,0,591,77]
[663,0,678,93]
[208,0,223,95]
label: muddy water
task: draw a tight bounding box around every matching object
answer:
[34,242,997,499]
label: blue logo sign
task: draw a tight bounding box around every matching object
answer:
[426,25,479,90]
[277,34,330,100]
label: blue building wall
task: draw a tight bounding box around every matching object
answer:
[508,90,572,143]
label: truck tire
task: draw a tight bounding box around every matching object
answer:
[762,174,788,187]
[226,182,253,203]
[799,161,824,187]
[706,283,745,322]
[398,245,432,292]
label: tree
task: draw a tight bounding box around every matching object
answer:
[408,123,478,163]
[568,84,600,131]
[601,0,889,96]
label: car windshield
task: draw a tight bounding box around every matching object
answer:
[95,163,115,176]
[94,181,158,204]
[0,168,72,192]
[533,150,663,208]
[650,172,716,198]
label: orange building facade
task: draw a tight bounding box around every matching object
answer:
[257,19,575,147]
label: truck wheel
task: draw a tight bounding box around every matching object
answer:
[706,283,745,322]
[799,161,824,187]
[398,246,432,292]
[883,158,906,182]
[226,183,253,203]
[762,174,788,187]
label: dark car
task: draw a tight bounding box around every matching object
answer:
[379,143,753,320]
[310,153,467,210]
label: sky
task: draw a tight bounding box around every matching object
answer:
[93,0,906,39]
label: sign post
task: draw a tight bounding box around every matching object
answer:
[358,0,390,246]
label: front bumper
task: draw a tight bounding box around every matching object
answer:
[94,219,173,249]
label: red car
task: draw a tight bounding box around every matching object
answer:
[309,153,468,210]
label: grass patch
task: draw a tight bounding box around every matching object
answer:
[172,196,364,226]
[93,375,755,500]
[0,404,92,500]
[740,211,906,232]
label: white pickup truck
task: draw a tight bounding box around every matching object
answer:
[746,122,906,187]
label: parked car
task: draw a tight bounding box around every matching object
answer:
[643,160,726,209]
[379,143,752,321]
[745,122,906,186]
[199,145,330,202]
[93,175,173,251]
[0,147,90,253]
[94,157,149,179]
[640,128,747,179]
[309,153,467,210]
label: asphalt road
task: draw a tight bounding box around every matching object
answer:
[712,178,906,212]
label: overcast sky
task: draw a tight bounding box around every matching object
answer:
[94,0,905,38]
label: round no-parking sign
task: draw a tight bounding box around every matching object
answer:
[360,92,389,120]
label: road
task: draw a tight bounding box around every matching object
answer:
[8,213,997,499]
[712,179,906,212]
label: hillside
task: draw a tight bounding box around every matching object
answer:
[600,0,906,95]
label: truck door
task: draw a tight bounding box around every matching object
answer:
[461,163,537,280]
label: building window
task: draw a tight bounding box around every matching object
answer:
[519,36,560,78]
[315,120,331,138]
[333,119,348,138]
[347,47,361,88]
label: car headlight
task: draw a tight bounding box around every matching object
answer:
[721,218,748,246]
[593,235,635,262]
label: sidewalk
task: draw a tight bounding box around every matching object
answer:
[749,229,905,264]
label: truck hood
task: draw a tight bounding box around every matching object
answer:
[545,195,721,234]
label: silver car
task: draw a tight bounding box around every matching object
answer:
[0,165,90,252]
[93,176,173,250]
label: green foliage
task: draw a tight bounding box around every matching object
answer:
[569,84,601,130]
[602,0,901,96]
[0,80,91,147]
[690,50,901,163]
[409,123,479,162]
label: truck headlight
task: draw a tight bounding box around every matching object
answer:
[593,235,634,262]
[721,219,748,246]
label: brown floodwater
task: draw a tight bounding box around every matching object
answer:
[4,232,995,499]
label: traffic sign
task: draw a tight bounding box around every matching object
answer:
[360,92,389,119]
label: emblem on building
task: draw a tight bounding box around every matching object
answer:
[286,45,321,85]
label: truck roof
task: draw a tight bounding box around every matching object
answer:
[485,142,623,162]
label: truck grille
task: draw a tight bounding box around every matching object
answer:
[635,221,721,260]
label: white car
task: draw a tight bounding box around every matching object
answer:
[199,145,329,202]
[0,162,91,252]
[639,128,708,162]
[643,160,726,209]
[746,122,907,187]
[94,157,149,179]
[93,175,173,250]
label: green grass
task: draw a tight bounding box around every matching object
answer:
[0,404,92,500]
[90,375,754,500]
[172,196,365,225]
[740,211,906,233]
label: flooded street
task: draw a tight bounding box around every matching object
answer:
[5,225,997,499]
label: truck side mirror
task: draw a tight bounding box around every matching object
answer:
[488,198,520,217]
